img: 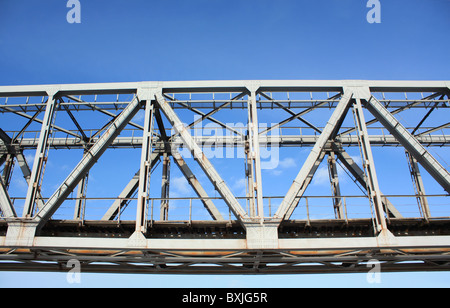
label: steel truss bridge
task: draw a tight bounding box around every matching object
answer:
[0,80,449,275]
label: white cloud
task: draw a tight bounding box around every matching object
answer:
[268,157,297,176]
[24,153,35,167]
[278,157,296,169]
[232,178,247,196]
[133,110,145,123]
[233,178,247,190]
[171,176,191,195]
[311,166,329,186]
[350,155,362,165]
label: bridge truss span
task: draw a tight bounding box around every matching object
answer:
[0,80,449,274]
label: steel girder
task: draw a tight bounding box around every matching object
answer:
[0,80,449,274]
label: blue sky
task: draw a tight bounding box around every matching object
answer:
[0,0,449,288]
[1,0,449,85]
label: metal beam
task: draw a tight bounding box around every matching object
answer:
[1,154,13,188]
[134,96,155,234]
[176,101,245,137]
[11,108,43,143]
[327,151,344,219]
[411,97,443,134]
[339,92,443,137]
[101,151,161,221]
[352,98,388,233]
[0,105,81,139]
[34,94,142,228]
[171,150,225,221]
[154,91,248,223]
[14,152,45,211]
[275,92,353,220]
[64,95,145,131]
[333,146,403,218]
[247,88,264,220]
[259,92,340,135]
[363,96,450,194]
[101,169,140,220]
[62,102,88,142]
[73,149,89,221]
[0,175,16,218]
[159,153,170,221]
[23,91,58,218]
[406,151,431,221]
[2,80,449,98]
[261,92,402,219]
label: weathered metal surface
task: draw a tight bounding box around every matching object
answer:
[0,80,449,274]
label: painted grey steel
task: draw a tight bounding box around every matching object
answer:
[154,91,249,222]
[4,134,449,150]
[0,176,16,218]
[172,150,224,220]
[34,94,142,228]
[333,146,403,218]
[352,98,387,233]
[22,93,58,218]
[406,151,431,221]
[327,151,344,219]
[135,97,154,233]
[363,96,450,193]
[275,92,353,220]
[247,88,265,220]
[0,80,449,274]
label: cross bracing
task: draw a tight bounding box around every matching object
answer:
[0,80,449,274]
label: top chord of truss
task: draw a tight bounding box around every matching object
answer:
[0,80,449,112]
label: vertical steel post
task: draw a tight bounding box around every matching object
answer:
[135,98,154,233]
[23,91,58,218]
[160,153,170,221]
[245,140,256,217]
[352,98,388,233]
[327,151,344,219]
[247,89,264,221]
[1,154,14,188]
[0,175,16,218]
[406,151,431,221]
[74,148,89,220]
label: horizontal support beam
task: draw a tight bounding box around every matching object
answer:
[5,134,450,150]
[0,234,449,251]
[0,80,449,97]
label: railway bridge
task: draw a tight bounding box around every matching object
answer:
[0,80,449,274]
